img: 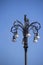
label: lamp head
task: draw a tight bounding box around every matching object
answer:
[33,37,38,43]
[15,31,19,38]
[36,33,40,39]
[33,33,40,43]
[12,35,16,42]
[26,33,31,37]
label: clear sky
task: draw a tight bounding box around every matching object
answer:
[0,0,43,65]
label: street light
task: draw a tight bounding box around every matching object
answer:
[11,15,41,65]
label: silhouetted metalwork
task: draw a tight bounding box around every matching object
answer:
[11,15,41,65]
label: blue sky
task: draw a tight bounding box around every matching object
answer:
[0,0,43,65]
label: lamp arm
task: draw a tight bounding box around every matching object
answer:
[13,20,23,27]
[31,25,38,34]
[27,24,38,34]
[11,24,23,33]
[16,20,23,26]
[29,22,41,30]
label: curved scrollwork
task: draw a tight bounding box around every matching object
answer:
[28,22,41,34]
[30,22,41,30]
[11,20,24,34]
[11,15,41,43]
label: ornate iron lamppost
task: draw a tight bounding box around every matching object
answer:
[11,15,41,65]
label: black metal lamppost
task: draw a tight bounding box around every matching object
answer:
[11,15,41,65]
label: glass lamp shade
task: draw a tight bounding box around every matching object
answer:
[34,37,38,43]
[34,39,38,43]
[12,36,16,42]
[36,35,40,39]
[15,34,19,38]
[26,33,31,37]
[36,33,40,39]
[34,33,40,43]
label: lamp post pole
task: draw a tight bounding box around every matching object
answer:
[23,15,28,65]
[11,15,41,65]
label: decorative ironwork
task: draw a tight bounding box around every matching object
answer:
[11,15,41,65]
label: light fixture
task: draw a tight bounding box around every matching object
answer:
[15,33,19,38]
[26,33,31,37]
[15,31,19,38]
[34,33,40,39]
[11,15,41,65]
[36,33,40,39]
[12,35,16,42]
[34,37,38,43]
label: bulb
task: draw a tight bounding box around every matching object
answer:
[26,33,31,37]
[12,36,16,42]
[15,34,19,38]
[36,35,40,39]
[35,33,40,39]
[34,39,38,43]
[34,37,38,43]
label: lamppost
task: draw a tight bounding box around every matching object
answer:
[11,15,41,65]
